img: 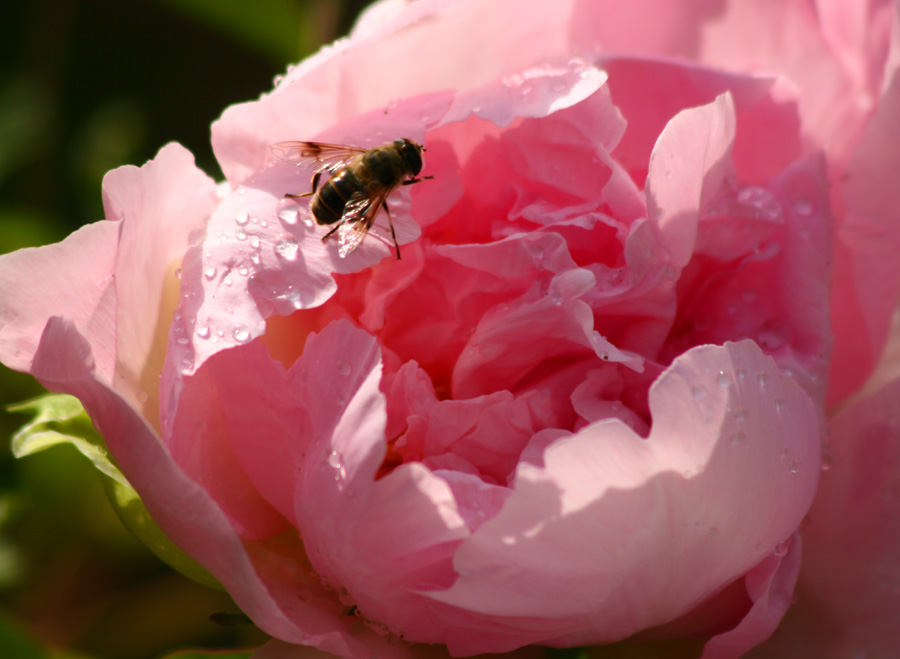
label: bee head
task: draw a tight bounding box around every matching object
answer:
[395,138,424,176]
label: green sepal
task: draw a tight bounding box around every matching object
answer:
[8,393,223,591]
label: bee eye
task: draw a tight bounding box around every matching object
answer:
[398,139,423,176]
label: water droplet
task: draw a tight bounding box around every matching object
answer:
[237,265,249,277]
[758,323,786,349]
[260,219,268,228]
[327,449,347,490]
[730,430,746,445]
[204,266,217,280]
[275,235,300,261]
[196,325,210,339]
[249,235,261,249]
[734,408,747,422]
[774,397,786,411]
[717,372,731,388]
[337,359,351,376]
[773,541,789,557]
[789,459,801,474]
[235,210,249,225]
[176,336,189,345]
[174,268,182,279]
[276,198,300,225]
[757,372,770,388]
[820,453,833,471]
[250,251,261,265]
[335,396,346,407]
[692,385,707,401]
[549,290,563,306]
[792,198,813,215]
[236,230,248,241]
[224,276,233,287]
[233,326,250,342]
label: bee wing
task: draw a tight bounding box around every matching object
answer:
[270,141,367,171]
[336,190,390,258]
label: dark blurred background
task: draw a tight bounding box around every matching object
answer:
[0,1,370,657]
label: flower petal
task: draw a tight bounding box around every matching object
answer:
[426,341,819,654]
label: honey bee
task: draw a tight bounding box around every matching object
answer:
[271,138,432,259]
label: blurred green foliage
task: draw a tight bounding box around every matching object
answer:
[0,1,371,657]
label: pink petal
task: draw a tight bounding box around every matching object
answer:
[746,375,900,658]
[212,0,585,185]
[829,36,900,404]
[603,58,802,187]
[102,143,218,415]
[0,221,119,379]
[700,536,803,659]
[646,93,737,269]
[28,317,369,657]
[425,341,820,654]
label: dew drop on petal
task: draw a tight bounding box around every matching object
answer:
[235,210,249,226]
[773,542,789,557]
[275,235,300,261]
[196,325,210,339]
[730,430,746,446]
[692,385,707,401]
[204,266,217,280]
[249,235,261,249]
[276,198,300,225]
[792,198,813,216]
[717,372,730,388]
[236,230,248,241]
[233,326,250,342]
[337,359,351,376]
[789,459,802,474]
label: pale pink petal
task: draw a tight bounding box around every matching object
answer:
[102,142,218,417]
[746,375,900,658]
[829,32,900,403]
[426,341,819,653]
[27,317,369,657]
[212,0,584,185]
[698,0,893,169]
[0,221,118,379]
[647,93,737,269]
[603,58,802,186]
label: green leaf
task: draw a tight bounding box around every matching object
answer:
[8,394,223,591]
[10,394,130,487]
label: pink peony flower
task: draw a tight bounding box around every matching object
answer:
[2,0,899,656]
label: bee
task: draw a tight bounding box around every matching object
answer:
[271,138,432,259]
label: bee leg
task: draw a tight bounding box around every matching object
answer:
[309,170,322,194]
[382,201,401,260]
[401,175,434,186]
[321,224,341,241]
